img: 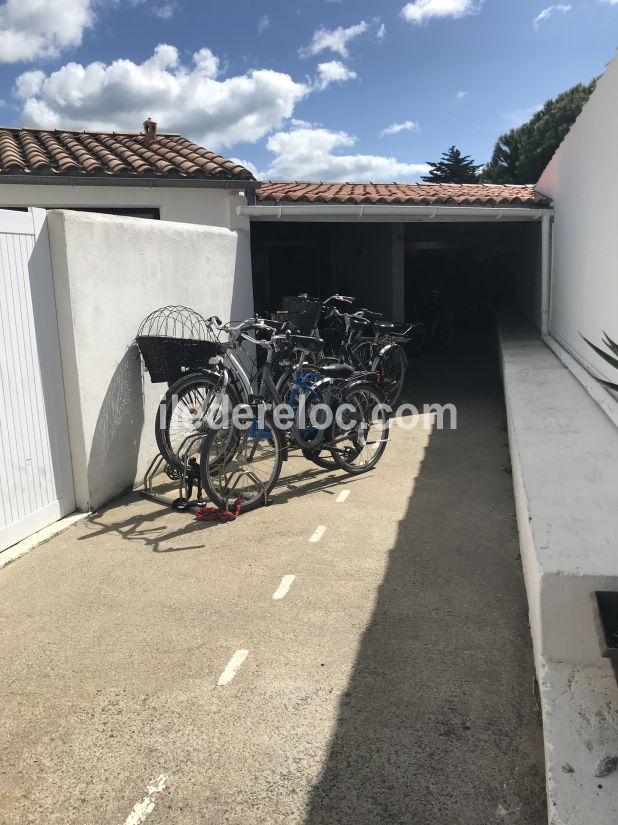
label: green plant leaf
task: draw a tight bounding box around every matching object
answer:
[602,333,618,358]
[581,335,618,372]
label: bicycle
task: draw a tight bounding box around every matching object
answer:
[154,316,281,472]
[199,329,390,512]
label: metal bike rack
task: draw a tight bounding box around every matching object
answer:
[141,432,271,512]
[141,433,207,513]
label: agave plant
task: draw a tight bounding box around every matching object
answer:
[582,332,618,392]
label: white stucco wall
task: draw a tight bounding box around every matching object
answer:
[47,209,253,511]
[537,53,618,376]
[0,183,251,231]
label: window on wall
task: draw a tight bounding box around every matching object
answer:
[0,206,160,220]
[71,207,160,220]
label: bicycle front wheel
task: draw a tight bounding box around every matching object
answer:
[331,382,390,475]
[155,373,240,472]
[200,412,284,513]
[373,345,407,406]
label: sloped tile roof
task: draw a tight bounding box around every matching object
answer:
[0,127,255,181]
[258,182,550,207]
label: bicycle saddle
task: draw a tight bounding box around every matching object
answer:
[315,363,355,379]
[359,310,383,320]
[284,333,325,352]
[349,315,371,329]
[374,321,395,330]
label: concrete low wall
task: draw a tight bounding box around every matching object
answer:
[48,209,253,511]
[498,312,618,824]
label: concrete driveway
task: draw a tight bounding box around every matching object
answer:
[0,332,546,825]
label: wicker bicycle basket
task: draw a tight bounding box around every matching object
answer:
[279,296,322,336]
[136,305,222,384]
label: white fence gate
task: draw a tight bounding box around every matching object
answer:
[0,208,74,552]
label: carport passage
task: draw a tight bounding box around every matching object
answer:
[250,219,543,327]
[0,326,546,825]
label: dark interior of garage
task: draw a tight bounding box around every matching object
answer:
[250,220,542,338]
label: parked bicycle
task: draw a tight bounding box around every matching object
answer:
[198,326,390,511]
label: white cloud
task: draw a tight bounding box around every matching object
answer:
[258,14,270,34]
[299,20,369,57]
[0,0,94,62]
[379,120,418,137]
[456,90,467,100]
[153,3,177,19]
[533,4,571,27]
[401,0,481,25]
[15,44,311,150]
[314,60,357,90]
[262,125,429,181]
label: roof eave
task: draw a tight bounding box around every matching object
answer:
[0,174,261,190]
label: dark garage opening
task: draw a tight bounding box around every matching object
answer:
[250,219,542,333]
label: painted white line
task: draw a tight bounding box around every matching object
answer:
[273,574,296,600]
[217,649,249,686]
[336,490,350,503]
[123,774,168,825]
[309,525,327,543]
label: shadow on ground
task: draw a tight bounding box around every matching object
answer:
[303,325,547,825]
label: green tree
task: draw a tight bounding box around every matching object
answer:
[482,79,597,184]
[421,145,481,183]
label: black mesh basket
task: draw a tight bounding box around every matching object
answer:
[136,305,222,384]
[136,336,221,384]
[280,296,322,335]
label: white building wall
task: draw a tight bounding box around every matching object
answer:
[0,183,251,231]
[47,209,253,511]
[537,53,618,377]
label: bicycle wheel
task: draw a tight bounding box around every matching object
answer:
[350,339,374,370]
[331,382,390,474]
[373,345,407,406]
[278,369,339,469]
[200,411,284,513]
[155,373,240,472]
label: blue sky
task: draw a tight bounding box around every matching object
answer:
[0,0,616,180]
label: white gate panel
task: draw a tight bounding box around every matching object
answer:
[0,209,74,551]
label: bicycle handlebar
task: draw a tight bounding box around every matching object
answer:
[323,294,355,305]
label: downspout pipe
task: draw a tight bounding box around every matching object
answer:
[540,212,552,337]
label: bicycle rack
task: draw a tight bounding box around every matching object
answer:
[141,432,271,511]
[141,433,207,513]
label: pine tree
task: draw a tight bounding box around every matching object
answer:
[482,79,597,184]
[421,146,481,184]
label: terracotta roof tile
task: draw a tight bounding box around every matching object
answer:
[258,182,551,208]
[0,127,255,181]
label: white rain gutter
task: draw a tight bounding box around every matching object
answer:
[237,204,552,221]
[540,212,553,337]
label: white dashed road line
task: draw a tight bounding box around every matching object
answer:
[123,774,168,825]
[309,526,327,543]
[217,649,249,686]
[336,490,350,503]
[272,575,296,600]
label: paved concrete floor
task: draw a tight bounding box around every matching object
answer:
[0,330,546,825]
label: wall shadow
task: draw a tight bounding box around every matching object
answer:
[87,344,144,509]
[27,218,75,508]
[303,326,547,825]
